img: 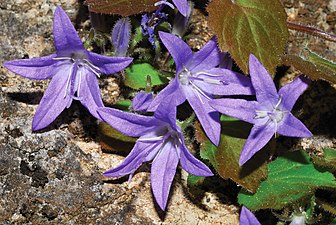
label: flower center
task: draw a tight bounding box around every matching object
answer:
[255,96,286,125]
[178,69,191,85]
[53,52,101,101]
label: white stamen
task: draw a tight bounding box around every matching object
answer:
[83,59,101,71]
[203,78,222,85]
[275,95,283,109]
[174,143,180,158]
[190,80,211,101]
[86,64,101,78]
[138,135,166,142]
[195,72,222,77]
[154,1,175,9]
[64,65,74,98]
[53,57,72,61]
[77,69,82,98]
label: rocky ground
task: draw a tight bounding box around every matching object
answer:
[0,0,335,224]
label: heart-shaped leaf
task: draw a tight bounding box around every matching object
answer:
[86,0,158,16]
[207,0,288,75]
[238,151,336,210]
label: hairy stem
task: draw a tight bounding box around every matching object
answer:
[287,21,336,43]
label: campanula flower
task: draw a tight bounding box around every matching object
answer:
[141,12,167,48]
[4,6,133,130]
[148,32,254,145]
[112,17,131,56]
[240,206,261,225]
[210,55,312,165]
[97,98,213,210]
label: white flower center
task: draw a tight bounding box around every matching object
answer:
[53,52,101,100]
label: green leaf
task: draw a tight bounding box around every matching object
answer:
[312,148,336,169]
[124,63,169,90]
[238,151,336,210]
[330,218,336,225]
[207,0,288,74]
[282,54,336,84]
[195,118,268,193]
[86,0,158,16]
[187,174,205,187]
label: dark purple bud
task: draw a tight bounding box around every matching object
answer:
[112,17,131,56]
[172,1,194,37]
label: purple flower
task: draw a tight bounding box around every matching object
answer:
[172,1,194,37]
[141,12,167,48]
[240,206,261,225]
[210,55,312,165]
[97,98,213,210]
[155,0,188,17]
[148,32,254,145]
[4,6,132,130]
[112,17,131,57]
[130,91,153,112]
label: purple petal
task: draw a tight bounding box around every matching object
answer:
[131,91,153,112]
[240,206,261,225]
[32,66,73,130]
[148,78,186,111]
[172,1,193,37]
[179,142,213,176]
[210,99,257,124]
[103,141,153,177]
[277,113,312,138]
[78,68,104,120]
[249,54,278,105]
[87,52,133,75]
[184,87,220,146]
[3,54,58,80]
[97,107,162,137]
[188,37,220,72]
[171,0,188,17]
[53,6,84,53]
[112,17,131,57]
[158,32,192,72]
[193,68,254,96]
[151,140,179,210]
[278,75,310,111]
[153,97,179,131]
[239,123,275,165]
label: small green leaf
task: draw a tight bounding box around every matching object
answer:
[207,0,288,74]
[195,118,268,193]
[330,218,336,225]
[238,151,336,210]
[305,49,336,73]
[187,174,205,187]
[124,63,169,90]
[282,54,336,84]
[86,0,158,16]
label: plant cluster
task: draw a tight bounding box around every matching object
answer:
[4,0,336,224]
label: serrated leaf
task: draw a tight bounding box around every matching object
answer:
[98,122,136,153]
[305,49,336,73]
[187,174,205,187]
[86,0,158,16]
[195,118,268,193]
[312,148,336,170]
[124,63,169,90]
[238,151,336,210]
[282,54,336,84]
[207,0,288,74]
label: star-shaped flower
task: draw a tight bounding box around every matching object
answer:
[97,98,213,210]
[210,55,312,165]
[148,32,254,145]
[240,206,261,225]
[4,6,133,130]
